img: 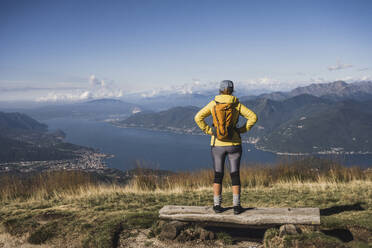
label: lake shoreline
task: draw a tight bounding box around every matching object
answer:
[42,118,372,170]
[110,121,372,156]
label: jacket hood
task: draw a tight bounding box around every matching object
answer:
[214,94,238,103]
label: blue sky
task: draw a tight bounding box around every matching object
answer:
[1,0,371,101]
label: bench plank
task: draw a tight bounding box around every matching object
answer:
[159,205,320,227]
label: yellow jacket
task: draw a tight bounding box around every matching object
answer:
[194,94,258,146]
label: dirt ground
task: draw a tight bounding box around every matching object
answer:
[118,228,263,248]
[0,233,49,248]
[0,228,262,248]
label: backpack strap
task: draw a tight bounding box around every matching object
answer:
[212,100,219,146]
[235,100,242,137]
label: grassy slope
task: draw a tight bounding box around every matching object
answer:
[0,181,371,248]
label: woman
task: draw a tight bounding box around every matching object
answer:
[194,80,257,215]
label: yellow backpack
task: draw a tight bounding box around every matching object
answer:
[211,100,239,141]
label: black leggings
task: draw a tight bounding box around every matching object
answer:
[211,145,242,185]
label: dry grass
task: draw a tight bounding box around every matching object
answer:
[129,157,370,191]
[0,179,371,247]
[0,170,97,201]
[1,158,370,201]
[0,158,371,247]
[0,172,371,247]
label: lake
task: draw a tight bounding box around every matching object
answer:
[45,118,372,171]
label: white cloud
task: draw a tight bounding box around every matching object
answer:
[89,74,106,87]
[360,75,372,81]
[134,77,308,98]
[36,75,123,102]
[192,78,200,85]
[80,91,93,99]
[36,90,92,102]
[328,61,353,71]
[111,75,372,100]
[309,77,327,83]
[137,79,219,98]
[238,77,311,92]
[340,75,372,82]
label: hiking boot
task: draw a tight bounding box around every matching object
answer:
[213,205,224,213]
[234,205,244,215]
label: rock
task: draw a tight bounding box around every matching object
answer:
[157,220,167,229]
[199,228,208,241]
[149,220,167,237]
[175,229,196,242]
[159,221,188,240]
[175,231,189,242]
[198,227,215,241]
[279,224,301,236]
[175,227,201,242]
[208,231,215,240]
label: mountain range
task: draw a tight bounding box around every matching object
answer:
[117,106,203,134]
[114,80,372,154]
[119,80,372,110]
[256,80,372,101]
[0,111,91,162]
[251,97,372,154]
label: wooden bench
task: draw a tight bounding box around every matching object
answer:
[159,205,320,228]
